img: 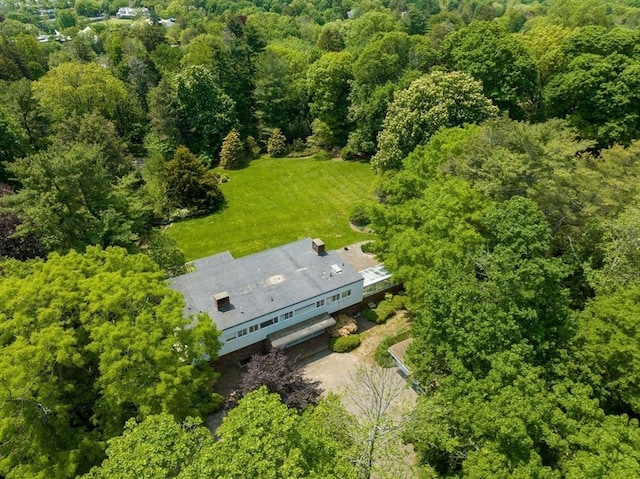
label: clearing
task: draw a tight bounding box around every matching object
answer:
[167,153,379,260]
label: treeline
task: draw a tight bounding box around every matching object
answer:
[2,0,640,260]
[373,117,640,476]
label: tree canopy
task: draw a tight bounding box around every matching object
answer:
[372,70,497,171]
[0,247,220,478]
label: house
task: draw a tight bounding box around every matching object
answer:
[115,7,149,19]
[170,238,368,359]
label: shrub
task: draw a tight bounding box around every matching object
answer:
[391,293,406,310]
[328,334,361,352]
[361,307,377,322]
[361,241,375,254]
[267,128,287,157]
[349,202,371,227]
[244,135,259,159]
[307,118,333,149]
[374,337,395,368]
[340,145,357,161]
[220,129,244,169]
[373,301,395,324]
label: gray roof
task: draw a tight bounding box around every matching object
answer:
[169,238,363,330]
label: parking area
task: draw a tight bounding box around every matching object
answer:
[300,349,361,392]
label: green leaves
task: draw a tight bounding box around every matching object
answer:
[0,247,220,477]
[372,70,497,171]
[3,142,147,253]
[174,65,237,155]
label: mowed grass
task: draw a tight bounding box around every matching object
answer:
[167,154,379,261]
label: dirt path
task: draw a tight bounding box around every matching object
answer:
[352,310,411,363]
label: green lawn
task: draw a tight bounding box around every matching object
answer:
[167,154,379,261]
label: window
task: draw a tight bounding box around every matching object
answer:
[237,328,248,337]
[316,299,325,308]
[328,293,340,303]
[341,290,351,299]
[283,311,293,320]
[225,332,237,342]
[249,324,259,333]
[260,317,278,329]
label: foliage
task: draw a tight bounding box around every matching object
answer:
[266,127,287,157]
[219,128,245,170]
[328,334,361,352]
[0,184,44,260]
[348,202,371,227]
[307,51,353,148]
[174,65,236,155]
[347,32,434,156]
[185,388,358,479]
[440,21,538,119]
[163,146,224,216]
[51,112,134,180]
[3,142,149,253]
[0,105,29,183]
[33,62,142,139]
[544,26,640,148]
[372,70,498,171]
[145,228,186,278]
[230,348,322,412]
[83,415,214,479]
[0,247,220,478]
[571,282,640,416]
[373,295,404,324]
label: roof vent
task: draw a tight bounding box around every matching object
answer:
[312,238,325,255]
[214,292,230,311]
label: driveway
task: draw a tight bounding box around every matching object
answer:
[300,350,360,393]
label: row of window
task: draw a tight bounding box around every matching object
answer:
[224,289,351,342]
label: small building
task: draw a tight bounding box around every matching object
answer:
[170,238,364,359]
[388,337,414,378]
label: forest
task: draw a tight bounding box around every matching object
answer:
[2,0,640,476]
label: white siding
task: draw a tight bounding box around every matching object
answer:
[218,279,363,356]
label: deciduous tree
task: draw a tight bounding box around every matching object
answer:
[371,71,497,171]
[440,21,539,119]
[0,247,220,478]
[230,348,321,411]
[307,51,353,148]
[174,65,237,155]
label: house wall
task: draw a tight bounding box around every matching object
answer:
[218,279,363,356]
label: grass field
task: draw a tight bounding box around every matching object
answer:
[167,154,379,261]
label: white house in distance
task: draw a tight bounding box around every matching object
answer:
[170,238,393,359]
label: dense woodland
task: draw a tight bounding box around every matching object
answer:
[2,0,640,477]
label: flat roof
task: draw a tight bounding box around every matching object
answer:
[268,312,335,348]
[169,238,363,331]
[388,337,414,365]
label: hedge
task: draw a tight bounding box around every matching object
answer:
[328,334,361,352]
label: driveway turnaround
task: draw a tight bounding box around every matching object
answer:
[301,350,361,393]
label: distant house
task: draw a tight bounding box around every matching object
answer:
[115,7,149,19]
[158,18,175,27]
[170,238,393,359]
